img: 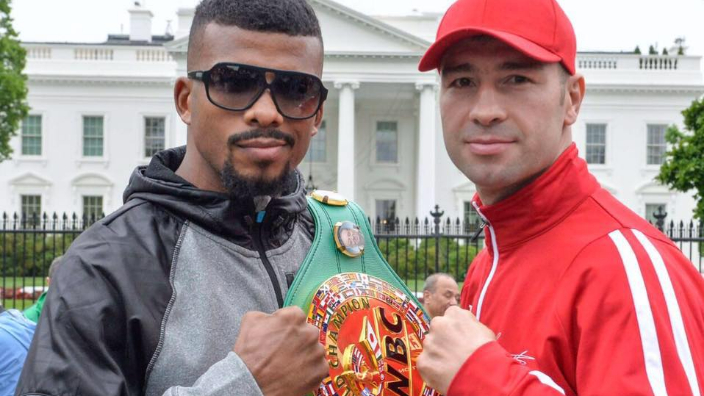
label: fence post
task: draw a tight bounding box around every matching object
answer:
[430,205,444,274]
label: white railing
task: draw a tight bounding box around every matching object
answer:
[27,47,52,59]
[136,49,173,62]
[577,57,618,69]
[74,48,114,61]
[639,56,679,70]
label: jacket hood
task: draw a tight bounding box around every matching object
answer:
[123,146,309,240]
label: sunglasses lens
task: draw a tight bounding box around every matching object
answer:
[272,73,323,119]
[208,65,264,110]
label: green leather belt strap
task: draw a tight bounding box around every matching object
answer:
[284,196,425,312]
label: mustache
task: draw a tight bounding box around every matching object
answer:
[228,129,295,147]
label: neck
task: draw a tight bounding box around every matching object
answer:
[477,171,544,206]
[477,137,573,206]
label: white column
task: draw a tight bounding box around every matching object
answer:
[415,82,439,219]
[335,81,360,200]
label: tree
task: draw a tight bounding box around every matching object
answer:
[634,46,642,55]
[662,48,669,56]
[657,97,704,220]
[0,0,29,162]
[648,45,658,55]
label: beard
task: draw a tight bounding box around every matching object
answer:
[220,158,297,201]
[219,128,299,201]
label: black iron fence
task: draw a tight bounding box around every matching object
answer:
[2,208,702,310]
[370,205,484,293]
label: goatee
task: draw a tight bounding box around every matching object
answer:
[220,159,297,201]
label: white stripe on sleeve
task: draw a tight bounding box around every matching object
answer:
[528,371,565,395]
[609,230,667,396]
[632,229,701,396]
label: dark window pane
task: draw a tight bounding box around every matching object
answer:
[144,117,166,157]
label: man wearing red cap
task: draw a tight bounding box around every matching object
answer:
[416,0,704,395]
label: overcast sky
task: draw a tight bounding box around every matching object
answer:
[11,0,704,59]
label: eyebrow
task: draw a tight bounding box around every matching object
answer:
[499,61,545,71]
[441,63,474,76]
[442,60,545,76]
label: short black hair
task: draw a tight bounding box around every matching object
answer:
[188,0,323,69]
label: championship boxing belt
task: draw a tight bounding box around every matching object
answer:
[284,190,440,396]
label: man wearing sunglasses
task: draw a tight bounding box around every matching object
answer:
[17,1,330,395]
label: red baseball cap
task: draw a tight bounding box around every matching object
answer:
[418,0,577,74]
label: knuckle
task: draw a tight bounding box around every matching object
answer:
[282,306,306,321]
[314,343,326,359]
[242,310,265,323]
[430,316,446,331]
[304,323,320,337]
[417,353,429,372]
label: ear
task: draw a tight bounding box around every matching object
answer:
[423,290,431,302]
[310,103,325,138]
[174,77,193,125]
[564,74,585,127]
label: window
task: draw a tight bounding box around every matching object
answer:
[645,203,667,225]
[83,196,104,221]
[463,201,481,232]
[83,116,104,157]
[376,199,397,224]
[585,124,606,165]
[144,117,166,157]
[647,124,667,165]
[305,121,326,162]
[376,121,398,163]
[21,195,42,224]
[21,115,42,156]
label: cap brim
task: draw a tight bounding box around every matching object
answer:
[419,27,561,72]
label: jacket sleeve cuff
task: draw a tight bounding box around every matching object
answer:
[163,352,263,396]
[447,341,517,396]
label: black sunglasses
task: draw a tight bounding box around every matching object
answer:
[187,62,328,120]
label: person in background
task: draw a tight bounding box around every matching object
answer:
[422,273,460,319]
[0,303,35,396]
[416,0,704,394]
[23,255,62,324]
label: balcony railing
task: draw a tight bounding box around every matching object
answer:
[74,48,114,61]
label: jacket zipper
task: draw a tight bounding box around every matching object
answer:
[253,220,284,308]
[472,202,499,321]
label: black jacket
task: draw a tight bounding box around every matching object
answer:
[16,147,314,396]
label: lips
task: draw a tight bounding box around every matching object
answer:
[466,137,515,156]
[235,138,290,162]
[236,138,288,149]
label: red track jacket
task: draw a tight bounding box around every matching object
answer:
[451,144,704,396]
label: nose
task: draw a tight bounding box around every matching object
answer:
[469,86,507,127]
[242,89,284,128]
[449,297,458,307]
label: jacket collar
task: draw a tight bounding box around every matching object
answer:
[472,143,599,252]
[123,146,309,241]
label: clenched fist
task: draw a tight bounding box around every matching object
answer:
[418,306,496,394]
[234,307,328,396]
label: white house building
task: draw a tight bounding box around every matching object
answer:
[1,0,703,229]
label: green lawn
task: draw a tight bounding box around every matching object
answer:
[2,299,35,310]
[0,276,48,288]
[1,277,46,310]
